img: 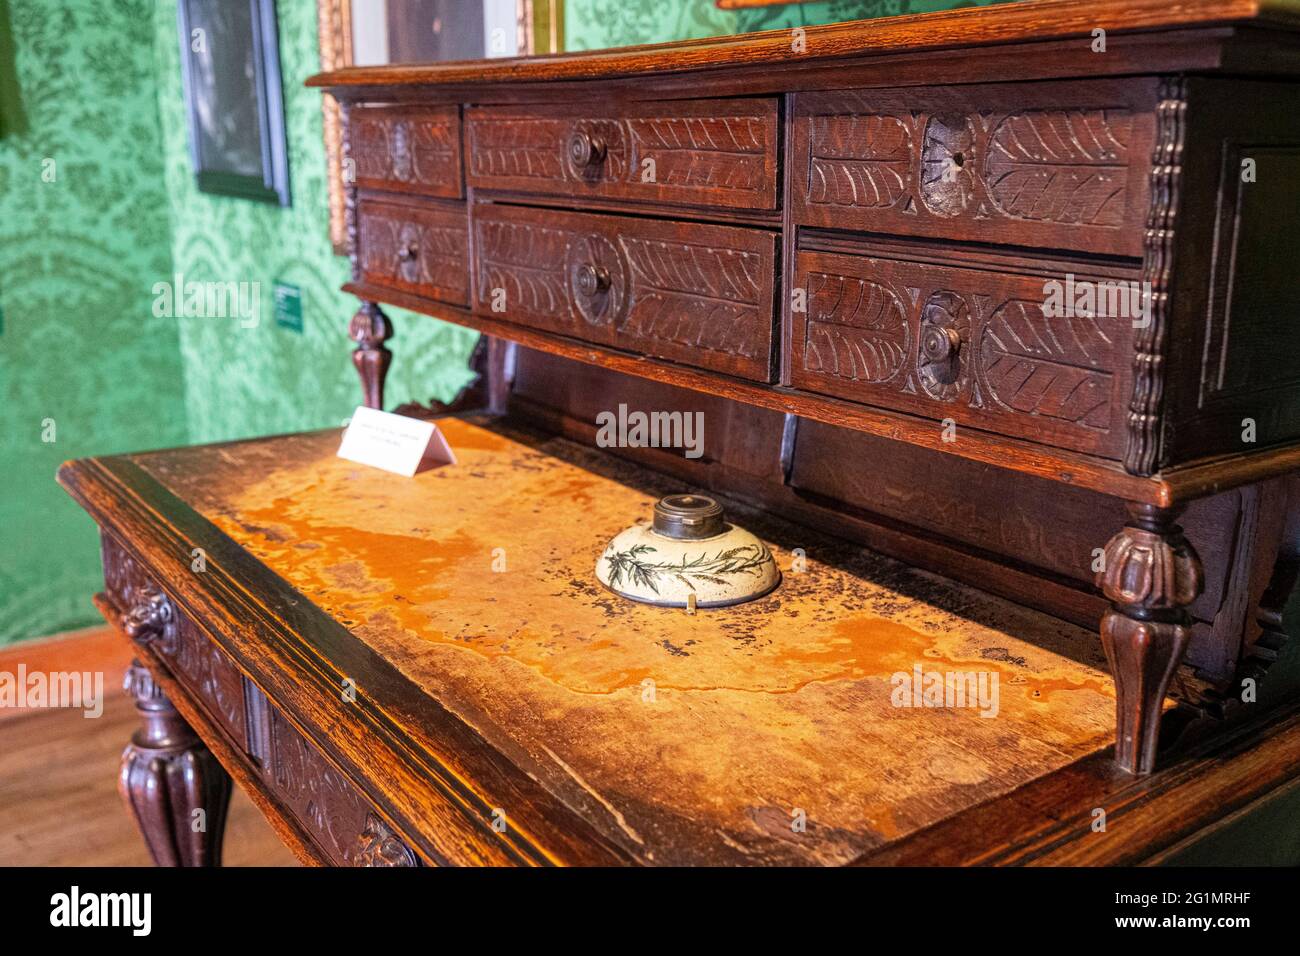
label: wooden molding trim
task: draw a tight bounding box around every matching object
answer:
[308,0,1300,90]
[1125,76,1187,475]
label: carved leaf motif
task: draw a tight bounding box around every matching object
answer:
[476,221,570,317]
[412,224,466,289]
[632,116,766,154]
[359,215,396,277]
[353,113,457,189]
[808,114,911,208]
[409,117,458,186]
[980,299,1114,428]
[471,118,570,179]
[985,110,1132,225]
[803,272,909,383]
[628,117,766,191]
[352,119,394,181]
[620,238,762,356]
[622,237,759,304]
[271,710,373,864]
[202,643,245,732]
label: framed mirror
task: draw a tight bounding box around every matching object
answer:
[318,1,564,253]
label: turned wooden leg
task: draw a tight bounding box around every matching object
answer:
[349,300,392,410]
[1096,503,1204,775]
[119,660,231,866]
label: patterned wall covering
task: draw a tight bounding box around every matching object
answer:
[0,0,187,645]
[152,0,477,448]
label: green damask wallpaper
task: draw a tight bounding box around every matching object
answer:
[0,0,187,645]
[152,0,477,448]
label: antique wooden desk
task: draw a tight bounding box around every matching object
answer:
[63,0,1300,865]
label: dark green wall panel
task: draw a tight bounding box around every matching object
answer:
[0,0,187,644]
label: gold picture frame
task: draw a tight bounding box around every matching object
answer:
[316,1,564,254]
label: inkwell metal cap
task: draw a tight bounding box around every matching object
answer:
[653,494,725,540]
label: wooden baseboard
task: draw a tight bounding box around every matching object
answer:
[0,626,133,723]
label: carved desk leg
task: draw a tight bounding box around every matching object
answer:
[1096,503,1204,775]
[349,301,393,410]
[119,661,232,866]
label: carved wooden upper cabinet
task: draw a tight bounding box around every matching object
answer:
[310,0,1300,504]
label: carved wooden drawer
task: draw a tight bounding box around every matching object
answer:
[349,104,463,198]
[256,694,420,866]
[466,99,779,211]
[472,204,777,381]
[99,533,422,866]
[357,197,469,306]
[791,247,1137,457]
[101,533,247,746]
[791,79,1159,258]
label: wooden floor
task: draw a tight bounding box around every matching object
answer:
[0,627,296,866]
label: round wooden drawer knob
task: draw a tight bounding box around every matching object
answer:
[920,325,962,365]
[576,262,611,296]
[567,130,607,169]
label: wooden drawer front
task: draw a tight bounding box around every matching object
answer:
[357,198,469,306]
[473,204,777,381]
[791,249,1135,457]
[101,534,246,745]
[100,532,422,867]
[466,99,779,211]
[792,79,1158,257]
[262,702,420,866]
[163,616,247,744]
[350,104,463,198]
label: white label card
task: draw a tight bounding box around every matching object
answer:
[337,406,457,476]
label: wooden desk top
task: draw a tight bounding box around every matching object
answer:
[99,417,1121,865]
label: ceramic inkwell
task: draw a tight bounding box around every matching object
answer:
[595,494,780,608]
